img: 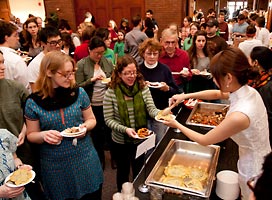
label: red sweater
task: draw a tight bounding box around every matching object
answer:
[159,48,191,85]
[74,40,89,62]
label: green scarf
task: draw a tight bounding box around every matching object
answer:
[115,82,147,142]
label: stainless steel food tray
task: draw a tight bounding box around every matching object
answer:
[145,139,220,198]
[186,102,229,128]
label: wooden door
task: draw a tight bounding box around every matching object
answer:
[0,0,11,21]
[74,0,145,28]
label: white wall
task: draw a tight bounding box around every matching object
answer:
[9,0,46,23]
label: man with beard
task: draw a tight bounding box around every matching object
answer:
[206,18,228,57]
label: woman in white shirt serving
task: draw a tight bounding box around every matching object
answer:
[165,47,271,200]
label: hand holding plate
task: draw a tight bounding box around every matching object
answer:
[126,128,137,138]
[1,184,25,198]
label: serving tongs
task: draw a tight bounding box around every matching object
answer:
[161,102,178,116]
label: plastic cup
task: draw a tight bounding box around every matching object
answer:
[182,67,189,73]
[216,170,240,200]
[122,182,134,194]
[112,192,123,200]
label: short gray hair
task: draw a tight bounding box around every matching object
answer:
[161,28,178,41]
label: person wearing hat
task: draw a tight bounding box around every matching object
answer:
[233,14,249,37]
[206,17,228,56]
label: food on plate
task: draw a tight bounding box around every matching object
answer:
[9,169,32,185]
[190,109,226,126]
[64,127,80,134]
[156,111,174,121]
[161,164,208,191]
[149,82,160,87]
[102,77,111,83]
[137,128,152,138]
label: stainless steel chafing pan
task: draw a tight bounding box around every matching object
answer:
[186,102,229,128]
[145,139,220,198]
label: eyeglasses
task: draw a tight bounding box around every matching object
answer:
[247,175,260,191]
[145,52,159,57]
[122,71,138,77]
[93,51,105,56]
[56,71,75,79]
[47,39,62,46]
[164,41,176,46]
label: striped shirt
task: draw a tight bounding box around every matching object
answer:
[103,86,160,144]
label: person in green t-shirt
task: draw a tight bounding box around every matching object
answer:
[114,29,125,62]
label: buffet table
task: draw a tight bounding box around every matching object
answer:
[133,104,239,200]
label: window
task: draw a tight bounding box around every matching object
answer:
[227,1,248,18]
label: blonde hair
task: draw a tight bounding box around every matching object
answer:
[34,51,77,98]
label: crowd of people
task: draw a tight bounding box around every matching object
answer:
[0,6,271,200]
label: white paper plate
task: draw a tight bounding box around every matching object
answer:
[199,71,211,76]
[135,130,154,139]
[5,170,35,188]
[155,114,175,123]
[148,82,163,88]
[60,127,87,137]
[101,78,111,84]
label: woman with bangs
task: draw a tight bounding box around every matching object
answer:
[165,47,271,200]
[25,51,103,200]
[103,54,160,191]
[186,30,215,93]
[183,22,199,51]
[21,17,42,58]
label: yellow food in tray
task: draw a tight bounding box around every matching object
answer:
[164,165,188,178]
[160,176,184,187]
[9,169,32,185]
[160,164,208,191]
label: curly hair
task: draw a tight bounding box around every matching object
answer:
[109,54,145,89]
[138,38,162,58]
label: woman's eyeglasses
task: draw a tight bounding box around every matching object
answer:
[122,71,138,77]
[145,52,159,57]
[56,71,75,79]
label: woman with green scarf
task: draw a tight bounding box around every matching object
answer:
[103,54,160,191]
